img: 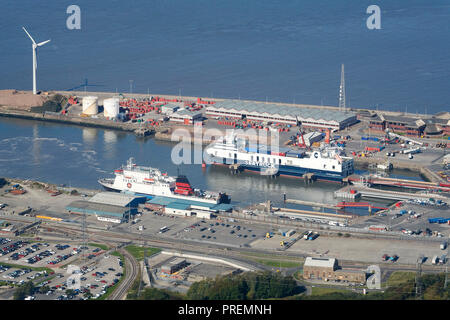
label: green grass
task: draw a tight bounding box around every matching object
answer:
[88,243,109,250]
[124,245,161,261]
[311,286,350,296]
[0,262,53,274]
[110,251,122,258]
[385,271,415,288]
[254,259,302,269]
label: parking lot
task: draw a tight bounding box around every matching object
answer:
[252,233,447,266]
[173,219,268,247]
[115,210,270,248]
[0,239,98,269]
[0,238,124,300]
[33,253,123,300]
[353,202,449,237]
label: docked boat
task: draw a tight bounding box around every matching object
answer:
[205,133,354,182]
[99,158,230,204]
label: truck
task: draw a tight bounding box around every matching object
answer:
[389,255,399,262]
[431,256,439,265]
[303,231,313,240]
[307,232,319,241]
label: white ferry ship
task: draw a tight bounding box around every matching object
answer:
[99,158,230,204]
[205,134,354,182]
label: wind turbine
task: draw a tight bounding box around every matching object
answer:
[22,27,51,95]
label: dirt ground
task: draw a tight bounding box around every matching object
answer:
[0,90,47,110]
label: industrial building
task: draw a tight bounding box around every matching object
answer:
[146,195,232,219]
[303,257,366,284]
[88,192,146,207]
[161,104,180,115]
[161,258,188,274]
[170,109,203,124]
[424,117,450,136]
[205,101,357,131]
[164,203,212,219]
[367,114,426,136]
[303,131,323,146]
[65,192,147,222]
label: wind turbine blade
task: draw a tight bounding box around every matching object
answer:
[22,26,36,44]
[37,39,51,47]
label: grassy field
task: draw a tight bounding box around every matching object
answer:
[311,286,351,295]
[0,262,53,274]
[254,259,302,269]
[124,245,161,261]
[385,271,415,288]
[88,243,109,250]
[240,251,304,269]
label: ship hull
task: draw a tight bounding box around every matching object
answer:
[98,179,229,204]
[209,159,347,182]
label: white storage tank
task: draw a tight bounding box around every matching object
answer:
[103,97,120,118]
[82,96,98,115]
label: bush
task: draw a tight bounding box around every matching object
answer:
[13,281,35,300]
[186,271,299,300]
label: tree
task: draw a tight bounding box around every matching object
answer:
[13,281,35,300]
[186,271,299,300]
[65,289,75,297]
[39,285,50,294]
[83,289,92,299]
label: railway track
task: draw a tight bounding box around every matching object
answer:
[107,249,139,300]
[4,216,447,277]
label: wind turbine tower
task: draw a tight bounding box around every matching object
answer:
[22,27,51,95]
[339,64,346,112]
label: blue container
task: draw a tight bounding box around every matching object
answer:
[361,137,369,141]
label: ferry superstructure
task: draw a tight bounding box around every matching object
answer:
[205,134,354,182]
[99,158,230,204]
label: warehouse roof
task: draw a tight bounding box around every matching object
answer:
[166,202,191,210]
[148,196,214,209]
[171,109,203,119]
[147,196,232,212]
[88,192,144,207]
[382,115,425,128]
[161,103,180,110]
[66,200,131,217]
[207,101,355,123]
[303,131,323,140]
[304,257,337,268]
